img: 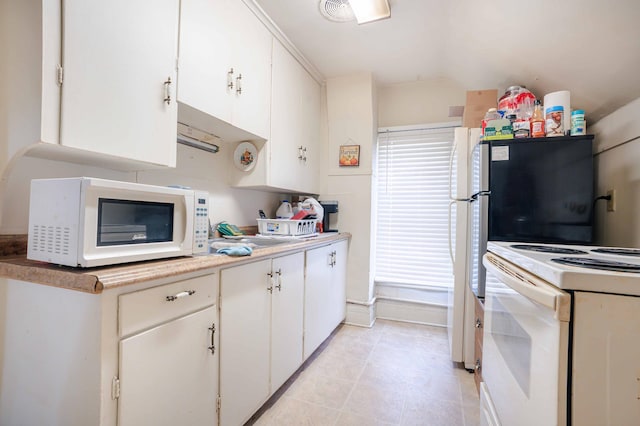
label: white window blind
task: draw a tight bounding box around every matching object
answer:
[374,126,456,289]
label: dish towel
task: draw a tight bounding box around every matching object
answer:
[216,245,253,256]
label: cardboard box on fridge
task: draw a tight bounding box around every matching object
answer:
[462,89,498,128]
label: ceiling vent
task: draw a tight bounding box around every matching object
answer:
[319,0,355,22]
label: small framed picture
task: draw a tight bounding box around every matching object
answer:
[339,144,360,167]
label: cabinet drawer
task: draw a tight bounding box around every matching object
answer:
[119,273,217,337]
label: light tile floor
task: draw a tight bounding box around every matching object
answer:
[250,319,480,426]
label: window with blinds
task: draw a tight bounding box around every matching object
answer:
[374,126,457,289]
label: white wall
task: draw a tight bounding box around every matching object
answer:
[322,73,377,326]
[0,144,283,234]
[378,77,467,127]
[591,97,640,247]
[321,75,467,326]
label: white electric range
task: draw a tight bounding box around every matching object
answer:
[479,241,640,426]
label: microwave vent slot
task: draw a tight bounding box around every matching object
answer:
[30,224,71,256]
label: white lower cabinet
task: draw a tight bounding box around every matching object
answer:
[219,259,271,426]
[270,253,305,391]
[0,239,349,426]
[117,274,218,426]
[0,271,219,426]
[118,307,218,426]
[304,240,348,359]
[219,252,304,426]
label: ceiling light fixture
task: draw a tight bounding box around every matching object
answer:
[348,0,391,24]
[319,0,356,22]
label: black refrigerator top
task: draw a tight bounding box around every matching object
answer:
[487,135,594,244]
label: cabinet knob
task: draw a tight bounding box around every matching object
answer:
[208,323,216,355]
[236,74,242,95]
[297,146,307,162]
[275,269,282,291]
[227,68,234,89]
[165,289,195,302]
[267,271,274,293]
[163,77,172,105]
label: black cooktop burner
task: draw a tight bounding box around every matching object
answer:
[551,257,640,273]
[591,248,640,257]
[510,244,588,255]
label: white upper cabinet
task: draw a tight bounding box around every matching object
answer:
[269,40,321,193]
[229,39,321,194]
[60,0,179,168]
[1,0,180,171]
[178,0,272,141]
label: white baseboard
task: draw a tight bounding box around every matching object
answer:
[345,301,376,327]
[375,298,447,327]
[344,297,447,328]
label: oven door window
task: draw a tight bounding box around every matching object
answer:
[97,199,174,246]
[490,295,532,396]
[482,267,569,426]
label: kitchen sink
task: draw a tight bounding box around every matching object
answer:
[207,236,292,250]
[235,236,293,246]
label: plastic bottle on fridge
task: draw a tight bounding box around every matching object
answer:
[530,100,546,138]
[481,108,501,137]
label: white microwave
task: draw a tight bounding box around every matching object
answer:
[27,177,209,268]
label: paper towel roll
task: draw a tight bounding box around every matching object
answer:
[543,91,571,135]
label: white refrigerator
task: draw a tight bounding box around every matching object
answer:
[447,127,488,370]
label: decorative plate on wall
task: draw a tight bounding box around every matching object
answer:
[233,141,258,171]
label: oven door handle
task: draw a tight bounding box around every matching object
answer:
[483,253,571,322]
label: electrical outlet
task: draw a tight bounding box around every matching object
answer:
[607,189,616,212]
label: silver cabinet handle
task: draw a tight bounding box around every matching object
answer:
[475,318,482,329]
[227,68,234,89]
[163,76,172,105]
[298,146,307,161]
[275,269,282,292]
[208,323,216,355]
[236,73,242,95]
[267,272,274,293]
[166,290,195,302]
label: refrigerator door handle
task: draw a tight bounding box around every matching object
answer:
[469,190,491,202]
[448,200,456,264]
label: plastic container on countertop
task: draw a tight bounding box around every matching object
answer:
[275,200,293,219]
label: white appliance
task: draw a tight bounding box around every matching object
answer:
[447,127,487,369]
[27,177,209,267]
[481,241,640,426]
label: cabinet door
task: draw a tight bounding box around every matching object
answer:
[178,0,233,125]
[304,244,334,359]
[178,0,270,140]
[118,306,218,426]
[271,252,305,392]
[270,41,320,194]
[329,240,348,329]
[220,259,271,426]
[229,0,272,139]
[61,0,179,167]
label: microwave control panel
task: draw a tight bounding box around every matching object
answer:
[193,191,210,254]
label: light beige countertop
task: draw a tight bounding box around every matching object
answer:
[0,233,350,294]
